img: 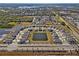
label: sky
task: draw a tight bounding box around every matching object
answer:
[1,0,79,3]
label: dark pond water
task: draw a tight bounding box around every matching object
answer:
[0,29,10,38]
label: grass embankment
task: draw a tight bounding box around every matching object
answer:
[0,22,17,29]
